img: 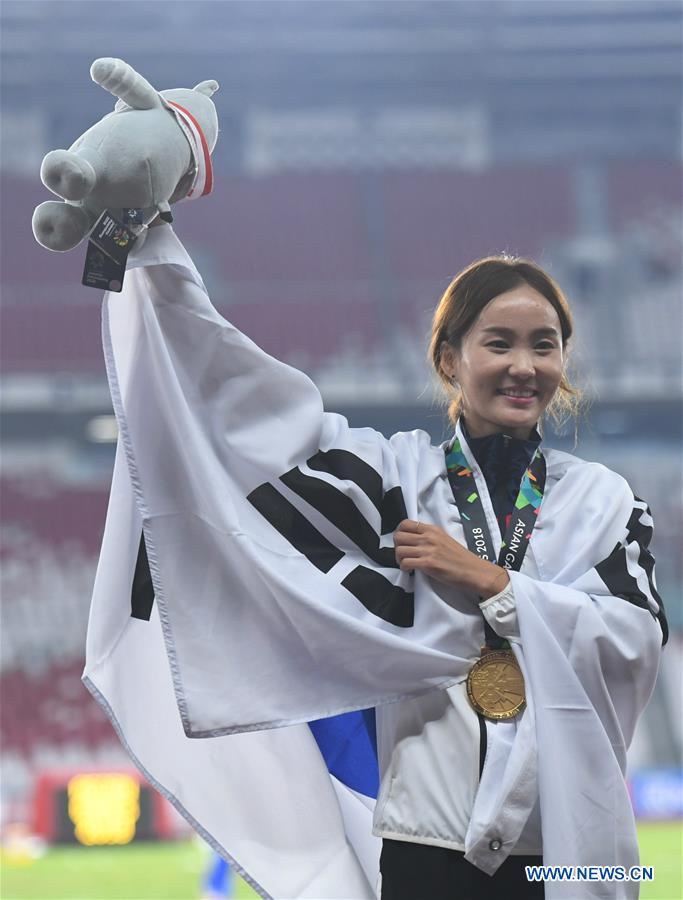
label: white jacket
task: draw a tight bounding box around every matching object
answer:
[84,224,666,899]
[373,587,543,856]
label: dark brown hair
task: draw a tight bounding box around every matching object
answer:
[428,255,583,432]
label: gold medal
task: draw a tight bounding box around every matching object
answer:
[466,648,526,721]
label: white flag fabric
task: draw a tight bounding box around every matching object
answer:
[84,224,666,899]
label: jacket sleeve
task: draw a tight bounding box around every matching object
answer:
[475,472,666,887]
[482,485,665,677]
[482,475,666,737]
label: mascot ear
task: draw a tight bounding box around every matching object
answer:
[193,80,219,97]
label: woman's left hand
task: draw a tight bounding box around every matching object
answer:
[394,519,510,600]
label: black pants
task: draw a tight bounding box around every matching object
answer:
[380,838,545,900]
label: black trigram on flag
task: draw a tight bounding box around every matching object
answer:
[595,497,668,644]
[131,532,155,622]
[247,448,414,627]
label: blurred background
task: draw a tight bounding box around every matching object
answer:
[1,1,681,898]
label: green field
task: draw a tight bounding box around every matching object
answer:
[0,841,258,900]
[638,823,682,900]
[2,823,680,900]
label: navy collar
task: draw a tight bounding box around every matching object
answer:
[459,415,541,477]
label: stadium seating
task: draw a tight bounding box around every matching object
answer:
[2,161,681,795]
[3,164,680,377]
[1,475,115,795]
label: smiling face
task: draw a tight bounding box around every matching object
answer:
[440,285,565,439]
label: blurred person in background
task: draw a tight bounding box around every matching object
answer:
[202,850,232,899]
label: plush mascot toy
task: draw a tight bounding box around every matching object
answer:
[32,58,218,287]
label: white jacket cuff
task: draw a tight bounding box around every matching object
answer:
[478,580,519,641]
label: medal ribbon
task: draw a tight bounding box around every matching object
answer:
[444,434,546,648]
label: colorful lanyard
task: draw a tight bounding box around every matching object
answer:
[444,434,546,648]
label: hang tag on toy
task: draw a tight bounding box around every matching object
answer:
[89,209,137,265]
[122,208,144,227]
[82,209,137,292]
[82,242,126,292]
